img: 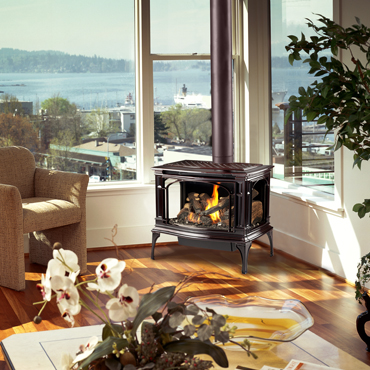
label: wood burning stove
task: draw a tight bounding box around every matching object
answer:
[151,0,274,273]
[151,160,274,274]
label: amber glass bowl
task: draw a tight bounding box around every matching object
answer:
[186,294,314,351]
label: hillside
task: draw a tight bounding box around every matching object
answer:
[0,48,134,73]
[0,48,210,73]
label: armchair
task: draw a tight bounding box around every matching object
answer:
[0,146,89,291]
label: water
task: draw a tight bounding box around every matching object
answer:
[0,69,212,111]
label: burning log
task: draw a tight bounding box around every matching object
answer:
[187,192,202,214]
[199,193,211,209]
[251,200,263,225]
[187,212,213,226]
[201,196,230,216]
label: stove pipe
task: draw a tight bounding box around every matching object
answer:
[211,0,233,164]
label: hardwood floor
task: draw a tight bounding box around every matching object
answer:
[1,242,369,369]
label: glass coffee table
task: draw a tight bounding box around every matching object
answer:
[1,325,369,370]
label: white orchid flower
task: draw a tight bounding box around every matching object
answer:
[72,336,99,365]
[46,248,80,283]
[86,282,113,295]
[106,284,139,322]
[51,275,80,307]
[36,270,52,301]
[94,258,126,292]
[60,352,77,370]
[57,298,81,327]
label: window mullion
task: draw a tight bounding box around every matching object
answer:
[137,0,154,184]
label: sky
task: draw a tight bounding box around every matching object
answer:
[271,0,333,57]
[0,0,210,60]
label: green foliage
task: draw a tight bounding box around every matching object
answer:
[131,286,176,334]
[78,337,129,370]
[154,113,169,143]
[285,14,370,218]
[355,252,370,303]
[161,104,211,144]
[41,95,76,116]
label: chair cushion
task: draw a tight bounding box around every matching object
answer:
[22,197,81,234]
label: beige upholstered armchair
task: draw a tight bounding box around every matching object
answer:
[0,146,89,291]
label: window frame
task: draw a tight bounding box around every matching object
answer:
[265,0,343,213]
[133,0,244,185]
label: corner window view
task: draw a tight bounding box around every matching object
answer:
[153,61,212,165]
[271,0,334,193]
[1,1,136,183]
[151,0,212,165]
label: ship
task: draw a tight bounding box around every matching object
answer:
[174,84,211,109]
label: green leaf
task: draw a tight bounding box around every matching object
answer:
[164,339,229,368]
[355,16,361,25]
[131,286,176,334]
[298,86,306,96]
[322,85,330,98]
[306,111,317,122]
[353,203,363,212]
[288,35,298,43]
[288,53,295,66]
[78,337,129,370]
[358,206,367,219]
[152,311,162,323]
[102,324,124,341]
[334,140,343,151]
[317,115,327,124]
[331,44,338,56]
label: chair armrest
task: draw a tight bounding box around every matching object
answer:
[34,168,89,208]
[0,184,23,231]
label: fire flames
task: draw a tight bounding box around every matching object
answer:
[207,185,221,223]
[187,185,221,225]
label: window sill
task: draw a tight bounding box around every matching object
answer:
[87,182,154,197]
[271,178,343,216]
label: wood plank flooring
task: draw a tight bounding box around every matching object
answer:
[1,242,370,369]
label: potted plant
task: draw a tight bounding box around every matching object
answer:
[284,13,370,348]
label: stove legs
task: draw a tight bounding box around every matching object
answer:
[235,242,252,274]
[267,229,274,257]
[151,232,160,260]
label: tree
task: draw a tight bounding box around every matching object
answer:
[48,131,78,172]
[154,113,169,143]
[0,93,23,115]
[0,113,38,149]
[41,95,76,116]
[285,14,370,218]
[161,105,211,144]
[84,108,111,137]
[40,95,84,146]
[161,104,183,140]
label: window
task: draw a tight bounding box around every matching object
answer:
[149,0,212,167]
[0,0,136,183]
[1,0,242,186]
[270,0,334,194]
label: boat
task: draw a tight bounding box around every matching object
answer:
[125,93,134,105]
[174,84,211,109]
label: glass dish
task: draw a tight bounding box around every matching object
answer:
[186,294,314,351]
